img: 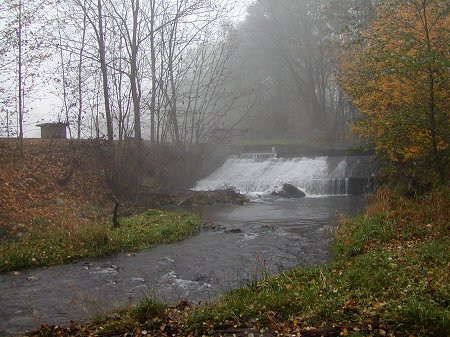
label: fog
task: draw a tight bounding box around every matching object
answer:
[1,0,373,147]
[1,2,448,334]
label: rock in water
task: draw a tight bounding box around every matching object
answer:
[282,183,306,198]
[224,228,242,234]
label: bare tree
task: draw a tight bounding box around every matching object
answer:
[155,0,232,146]
[77,3,88,140]
[177,26,248,146]
[0,0,49,147]
[74,0,114,141]
[147,0,158,144]
[106,0,148,145]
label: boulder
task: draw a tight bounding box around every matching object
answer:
[224,228,242,234]
[282,183,306,198]
[271,184,305,198]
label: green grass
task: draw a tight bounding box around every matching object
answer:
[186,239,449,337]
[333,213,395,258]
[29,293,171,337]
[0,209,201,272]
[132,293,168,324]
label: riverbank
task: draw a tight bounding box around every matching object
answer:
[26,188,449,336]
[0,189,249,273]
[0,209,201,272]
[0,139,248,272]
[186,188,449,336]
[0,188,248,272]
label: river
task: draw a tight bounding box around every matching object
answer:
[0,196,364,336]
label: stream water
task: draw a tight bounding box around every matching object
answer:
[0,196,364,336]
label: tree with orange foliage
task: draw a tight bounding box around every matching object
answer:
[340,0,449,187]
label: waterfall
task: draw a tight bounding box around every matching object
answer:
[193,154,368,196]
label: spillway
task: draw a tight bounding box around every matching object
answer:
[194,154,376,195]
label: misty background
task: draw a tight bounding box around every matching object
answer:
[0,0,375,147]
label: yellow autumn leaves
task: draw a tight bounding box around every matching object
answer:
[340,0,449,184]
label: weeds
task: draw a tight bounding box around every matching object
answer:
[133,294,167,323]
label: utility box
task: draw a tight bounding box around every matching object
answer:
[37,122,68,139]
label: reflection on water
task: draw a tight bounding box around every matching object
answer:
[0,196,364,336]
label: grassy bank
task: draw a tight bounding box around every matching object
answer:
[186,188,449,336]
[29,189,449,337]
[0,209,201,272]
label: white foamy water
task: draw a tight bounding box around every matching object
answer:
[194,155,349,195]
